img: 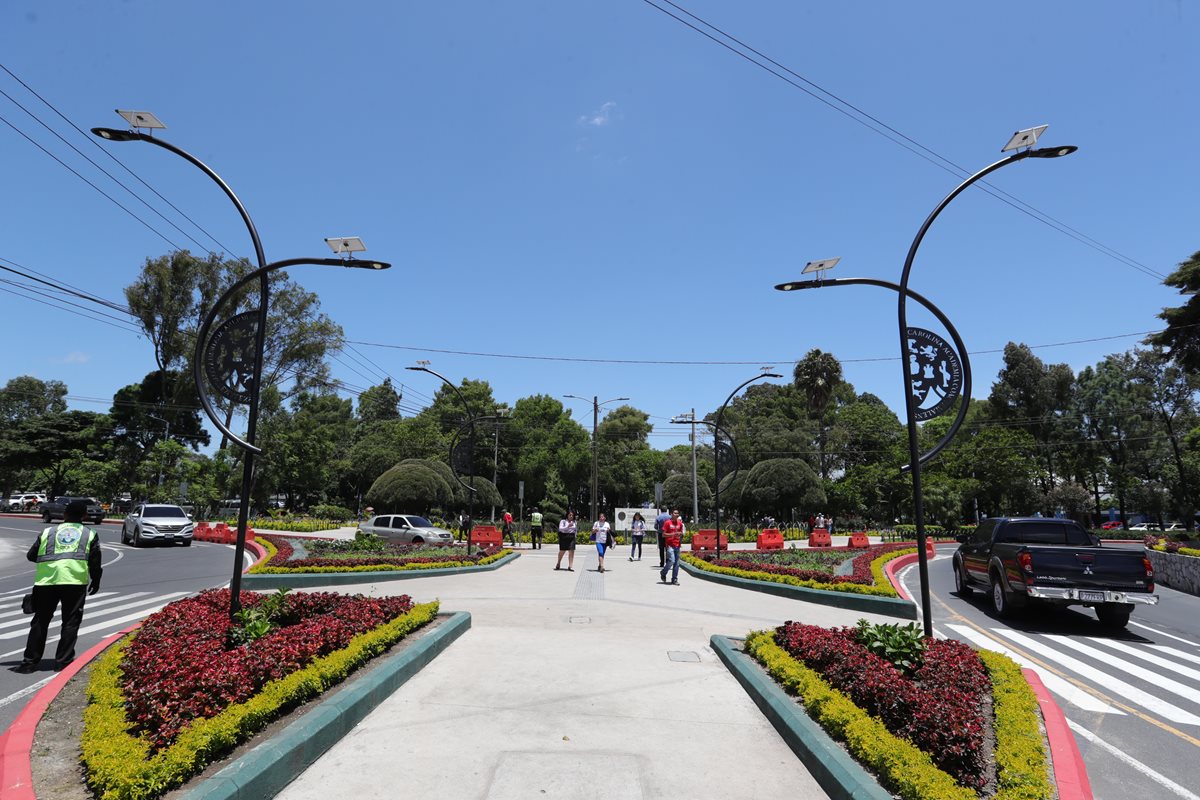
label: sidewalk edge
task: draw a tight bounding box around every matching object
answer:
[1022,668,1094,800]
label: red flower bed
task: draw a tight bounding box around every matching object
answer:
[775,621,988,788]
[260,534,503,569]
[122,588,414,749]
[701,543,914,586]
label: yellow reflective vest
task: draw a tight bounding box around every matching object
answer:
[34,523,95,586]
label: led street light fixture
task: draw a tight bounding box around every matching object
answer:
[801,258,840,275]
[1002,124,1048,152]
[115,109,167,130]
[325,236,367,256]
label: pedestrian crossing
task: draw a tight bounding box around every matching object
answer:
[0,589,191,660]
[945,621,1200,725]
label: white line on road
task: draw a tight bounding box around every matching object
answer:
[1036,633,1200,707]
[1129,620,1200,649]
[1089,637,1200,683]
[993,628,1200,726]
[0,593,150,632]
[0,592,191,660]
[1066,718,1200,800]
[0,674,56,709]
[945,623,1120,715]
[1147,643,1200,668]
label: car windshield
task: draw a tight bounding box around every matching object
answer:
[1001,522,1092,545]
[406,516,434,528]
[144,506,186,518]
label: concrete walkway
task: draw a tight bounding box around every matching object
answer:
[275,544,897,800]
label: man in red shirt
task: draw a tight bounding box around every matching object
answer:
[502,510,515,547]
[660,508,685,585]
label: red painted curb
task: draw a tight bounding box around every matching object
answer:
[0,623,141,800]
[246,539,269,570]
[1023,668,1094,800]
[884,553,921,600]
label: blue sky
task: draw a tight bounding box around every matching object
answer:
[2,1,1197,453]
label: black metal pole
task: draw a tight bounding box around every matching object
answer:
[714,374,780,558]
[897,147,1073,637]
[406,366,478,555]
[592,396,599,524]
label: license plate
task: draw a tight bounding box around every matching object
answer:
[1079,591,1105,603]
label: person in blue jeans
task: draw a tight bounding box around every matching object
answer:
[592,513,612,573]
[660,508,685,585]
[628,511,646,562]
[655,508,670,568]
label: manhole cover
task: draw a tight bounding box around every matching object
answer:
[667,651,700,662]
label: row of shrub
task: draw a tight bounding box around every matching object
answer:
[214,516,345,533]
[82,595,439,800]
[249,534,511,574]
[682,545,916,597]
[746,627,1051,800]
[1146,535,1200,557]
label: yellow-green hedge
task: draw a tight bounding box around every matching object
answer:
[249,544,512,574]
[745,630,1053,800]
[1150,543,1200,557]
[681,547,916,597]
[82,600,440,800]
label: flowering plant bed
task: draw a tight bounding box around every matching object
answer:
[81,589,439,799]
[746,622,1051,800]
[683,544,916,597]
[250,533,512,574]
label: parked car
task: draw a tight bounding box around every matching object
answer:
[1128,523,1160,532]
[41,496,105,524]
[1100,520,1124,530]
[951,517,1157,629]
[121,504,194,547]
[356,514,454,545]
[1163,523,1187,532]
[5,493,47,512]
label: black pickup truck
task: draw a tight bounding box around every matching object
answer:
[41,496,105,525]
[951,517,1157,629]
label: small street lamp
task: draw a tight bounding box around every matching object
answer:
[564,394,629,523]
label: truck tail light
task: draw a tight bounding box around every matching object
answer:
[1018,552,1034,573]
[1143,557,1154,579]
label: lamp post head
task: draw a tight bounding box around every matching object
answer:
[1027,145,1078,159]
[762,373,784,379]
[774,280,820,292]
[347,260,391,270]
[91,127,142,142]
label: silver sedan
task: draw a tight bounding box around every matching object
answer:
[356,514,454,545]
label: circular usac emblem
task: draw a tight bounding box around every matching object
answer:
[907,327,963,421]
[204,311,260,404]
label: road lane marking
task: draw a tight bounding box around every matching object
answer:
[1129,620,1200,649]
[1066,718,1200,800]
[0,593,150,631]
[0,675,56,709]
[1089,637,1200,682]
[0,593,172,640]
[992,628,1200,726]
[0,591,120,622]
[0,592,191,659]
[1148,643,1200,667]
[945,623,1120,715]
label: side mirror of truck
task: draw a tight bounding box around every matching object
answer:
[1090,534,1101,546]
[954,532,969,543]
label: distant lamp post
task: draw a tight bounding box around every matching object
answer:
[564,394,629,522]
[93,111,391,618]
[406,365,481,554]
[713,371,782,558]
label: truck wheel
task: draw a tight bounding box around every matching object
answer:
[954,558,973,596]
[1096,604,1132,630]
[990,573,1013,619]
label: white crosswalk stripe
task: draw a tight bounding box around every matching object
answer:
[945,624,1121,715]
[0,592,146,631]
[0,593,161,640]
[1089,637,1200,683]
[992,628,1200,726]
[0,591,192,660]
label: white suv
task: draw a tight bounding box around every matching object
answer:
[5,493,47,512]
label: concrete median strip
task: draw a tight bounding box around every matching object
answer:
[680,559,918,619]
[242,550,520,589]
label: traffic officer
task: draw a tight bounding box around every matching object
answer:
[529,508,544,550]
[15,498,102,673]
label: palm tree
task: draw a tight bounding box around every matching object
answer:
[793,349,843,478]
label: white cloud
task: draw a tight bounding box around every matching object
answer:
[579,101,617,127]
[59,351,89,364]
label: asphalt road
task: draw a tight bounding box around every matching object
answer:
[898,548,1200,800]
[0,515,244,733]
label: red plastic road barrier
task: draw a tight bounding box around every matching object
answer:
[0,624,142,800]
[470,526,502,547]
[691,530,729,551]
[1023,669,1094,800]
[848,531,870,548]
[809,529,832,547]
[756,529,784,550]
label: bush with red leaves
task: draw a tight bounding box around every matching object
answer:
[260,534,502,570]
[698,543,915,586]
[775,621,988,788]
[121,588,413,750]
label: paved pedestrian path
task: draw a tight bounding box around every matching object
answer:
[276,545,899,800]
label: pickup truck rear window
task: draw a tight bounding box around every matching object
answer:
[997,522,1091,545]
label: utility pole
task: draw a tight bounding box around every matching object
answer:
[491,408,509,522]
[564,394,629,523]
[670,410,700,523]
[147,414,170,490]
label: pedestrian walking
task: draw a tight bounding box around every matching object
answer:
[592,512,612,573]
[628,511,646,561]
[15,499,102,673]
[502,510,515,547]
[660,508,685,585]
[655,507,670,568]
[529,507,544,550]
[555,511,577,571]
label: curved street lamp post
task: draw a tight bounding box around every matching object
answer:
[564,395,629,523]
[714,374,782,558]
[93,115,391,617]
[405,365,482,555]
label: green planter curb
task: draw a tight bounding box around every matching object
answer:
[177,611,471,800]
[243,551,520,589]
[711,635,892,800]
[681,560,917,620]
